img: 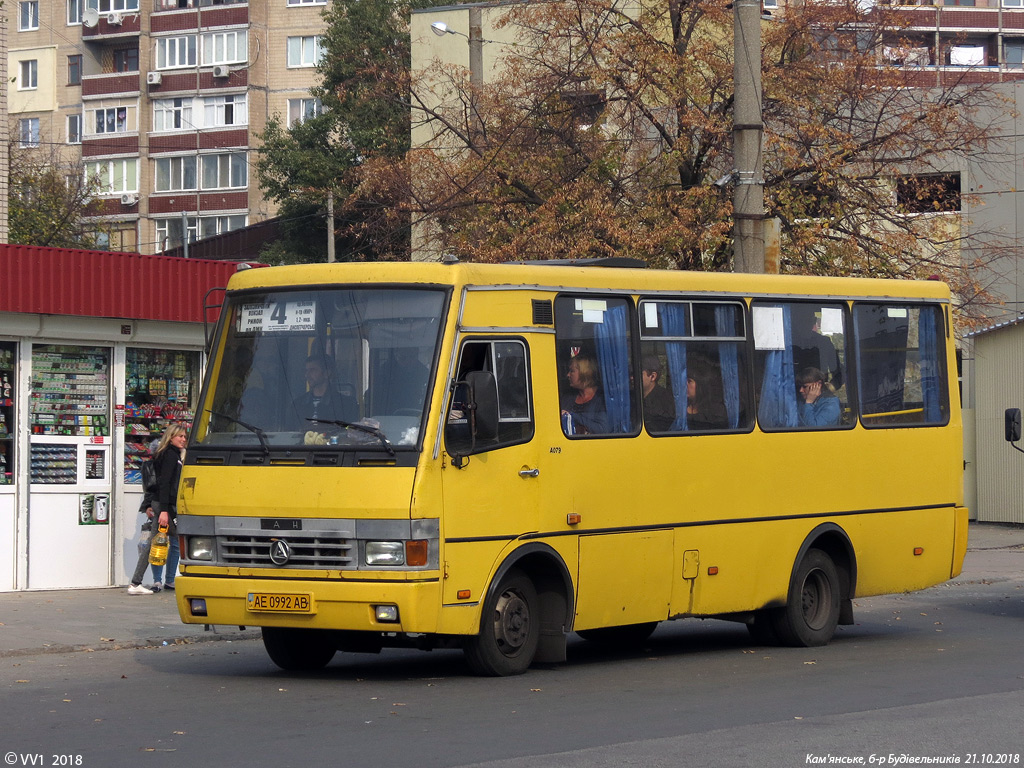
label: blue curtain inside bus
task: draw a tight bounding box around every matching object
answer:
[715,306,741,429]
[593,303,632,433]
[758,305,799,428]
[663,304,689,431]
[919,307,942,423]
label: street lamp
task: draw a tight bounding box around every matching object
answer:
[430,21,466,38]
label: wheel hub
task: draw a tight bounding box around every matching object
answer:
[493,590,530,653]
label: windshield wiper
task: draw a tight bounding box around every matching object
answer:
[208,410,270,456]
[308,418,396,456]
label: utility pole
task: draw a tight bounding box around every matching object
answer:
[732,0,766,273]
[326,189,335,263]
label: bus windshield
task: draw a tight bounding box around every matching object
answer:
[195,287,448,451]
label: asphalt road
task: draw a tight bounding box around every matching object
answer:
[1,573,1022,768]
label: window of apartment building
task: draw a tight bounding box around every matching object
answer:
[287,97,322,127]
[156,216,199,250]
[203,30,247,65]
[205,94,247,127]
[87,104,136,135]
[896,173,961,214]
[18,118,40,148]
[153,98,194,131]
[94,225,138,252]
[20,1,40,31]
[287,35,324,67]
[114,47,139,73]
[85,158,139,194]
[85,0,140,11]
[156,214,246,251]
[200,214,246,238]
[1005,0,1023,7]
[68,55,83,85]
[67,114,82,144]
[201,152,247,189]
[288,0,327,4]
[68,0,82,24]
[156,35,198,69]
[155,156,198,192]
[20,60,38,90]
[1006,39,1024,66]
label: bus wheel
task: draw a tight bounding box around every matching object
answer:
[464,569,540,676]
[577,622,658,647]
[262,627,337,671]
[771,549,840,647]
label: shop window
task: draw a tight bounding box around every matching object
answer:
[30,345,110,440]
[0,343,17,486]
[124,349,201,483]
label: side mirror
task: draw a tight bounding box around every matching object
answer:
[465,370,498,440]
[444,371,499,467]
[1006,408,1022,443]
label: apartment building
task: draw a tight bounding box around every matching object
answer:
[7,0,328,255]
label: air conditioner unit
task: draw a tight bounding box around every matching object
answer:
[212,65,230,78]
[146,71,162,85]
[120,194,138,206]
[106,11,122,25]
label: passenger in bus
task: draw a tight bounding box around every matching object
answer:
[797,367,841,427]
[295,354,358,428]
[641,354,675,432]
[685,375,729,431]
[792,307,843,390]
[561,352,607,434]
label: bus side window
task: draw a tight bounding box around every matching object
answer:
[445,339,534,457]
[555,296,638,437]
[638,300,752,434]
[854,303,948,427]
[752,301,850,431]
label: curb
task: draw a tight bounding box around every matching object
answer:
[1,628,261,659]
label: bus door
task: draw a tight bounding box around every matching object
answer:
[440,337,542,604]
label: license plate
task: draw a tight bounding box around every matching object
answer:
[246,592,315,613]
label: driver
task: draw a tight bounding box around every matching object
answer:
[295,354,357,429]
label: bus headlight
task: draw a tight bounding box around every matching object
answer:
[365,541,405,565]
[188,536,214,561]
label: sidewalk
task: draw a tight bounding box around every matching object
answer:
[0,522,1021,658]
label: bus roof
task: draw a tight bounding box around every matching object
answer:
[225,261,951,302]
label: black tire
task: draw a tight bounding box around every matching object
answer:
[577,622,658,647]
[464,569,540,676]
[262,627,337,671]
[770,548,841,647]
[746,610,782,645]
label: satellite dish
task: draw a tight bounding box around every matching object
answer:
[82,8,99,27]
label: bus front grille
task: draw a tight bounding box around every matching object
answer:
[219,535,355,569]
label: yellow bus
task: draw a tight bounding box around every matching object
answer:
[175,260,968,675]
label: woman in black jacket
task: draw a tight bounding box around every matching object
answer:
[127,424,187,595]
